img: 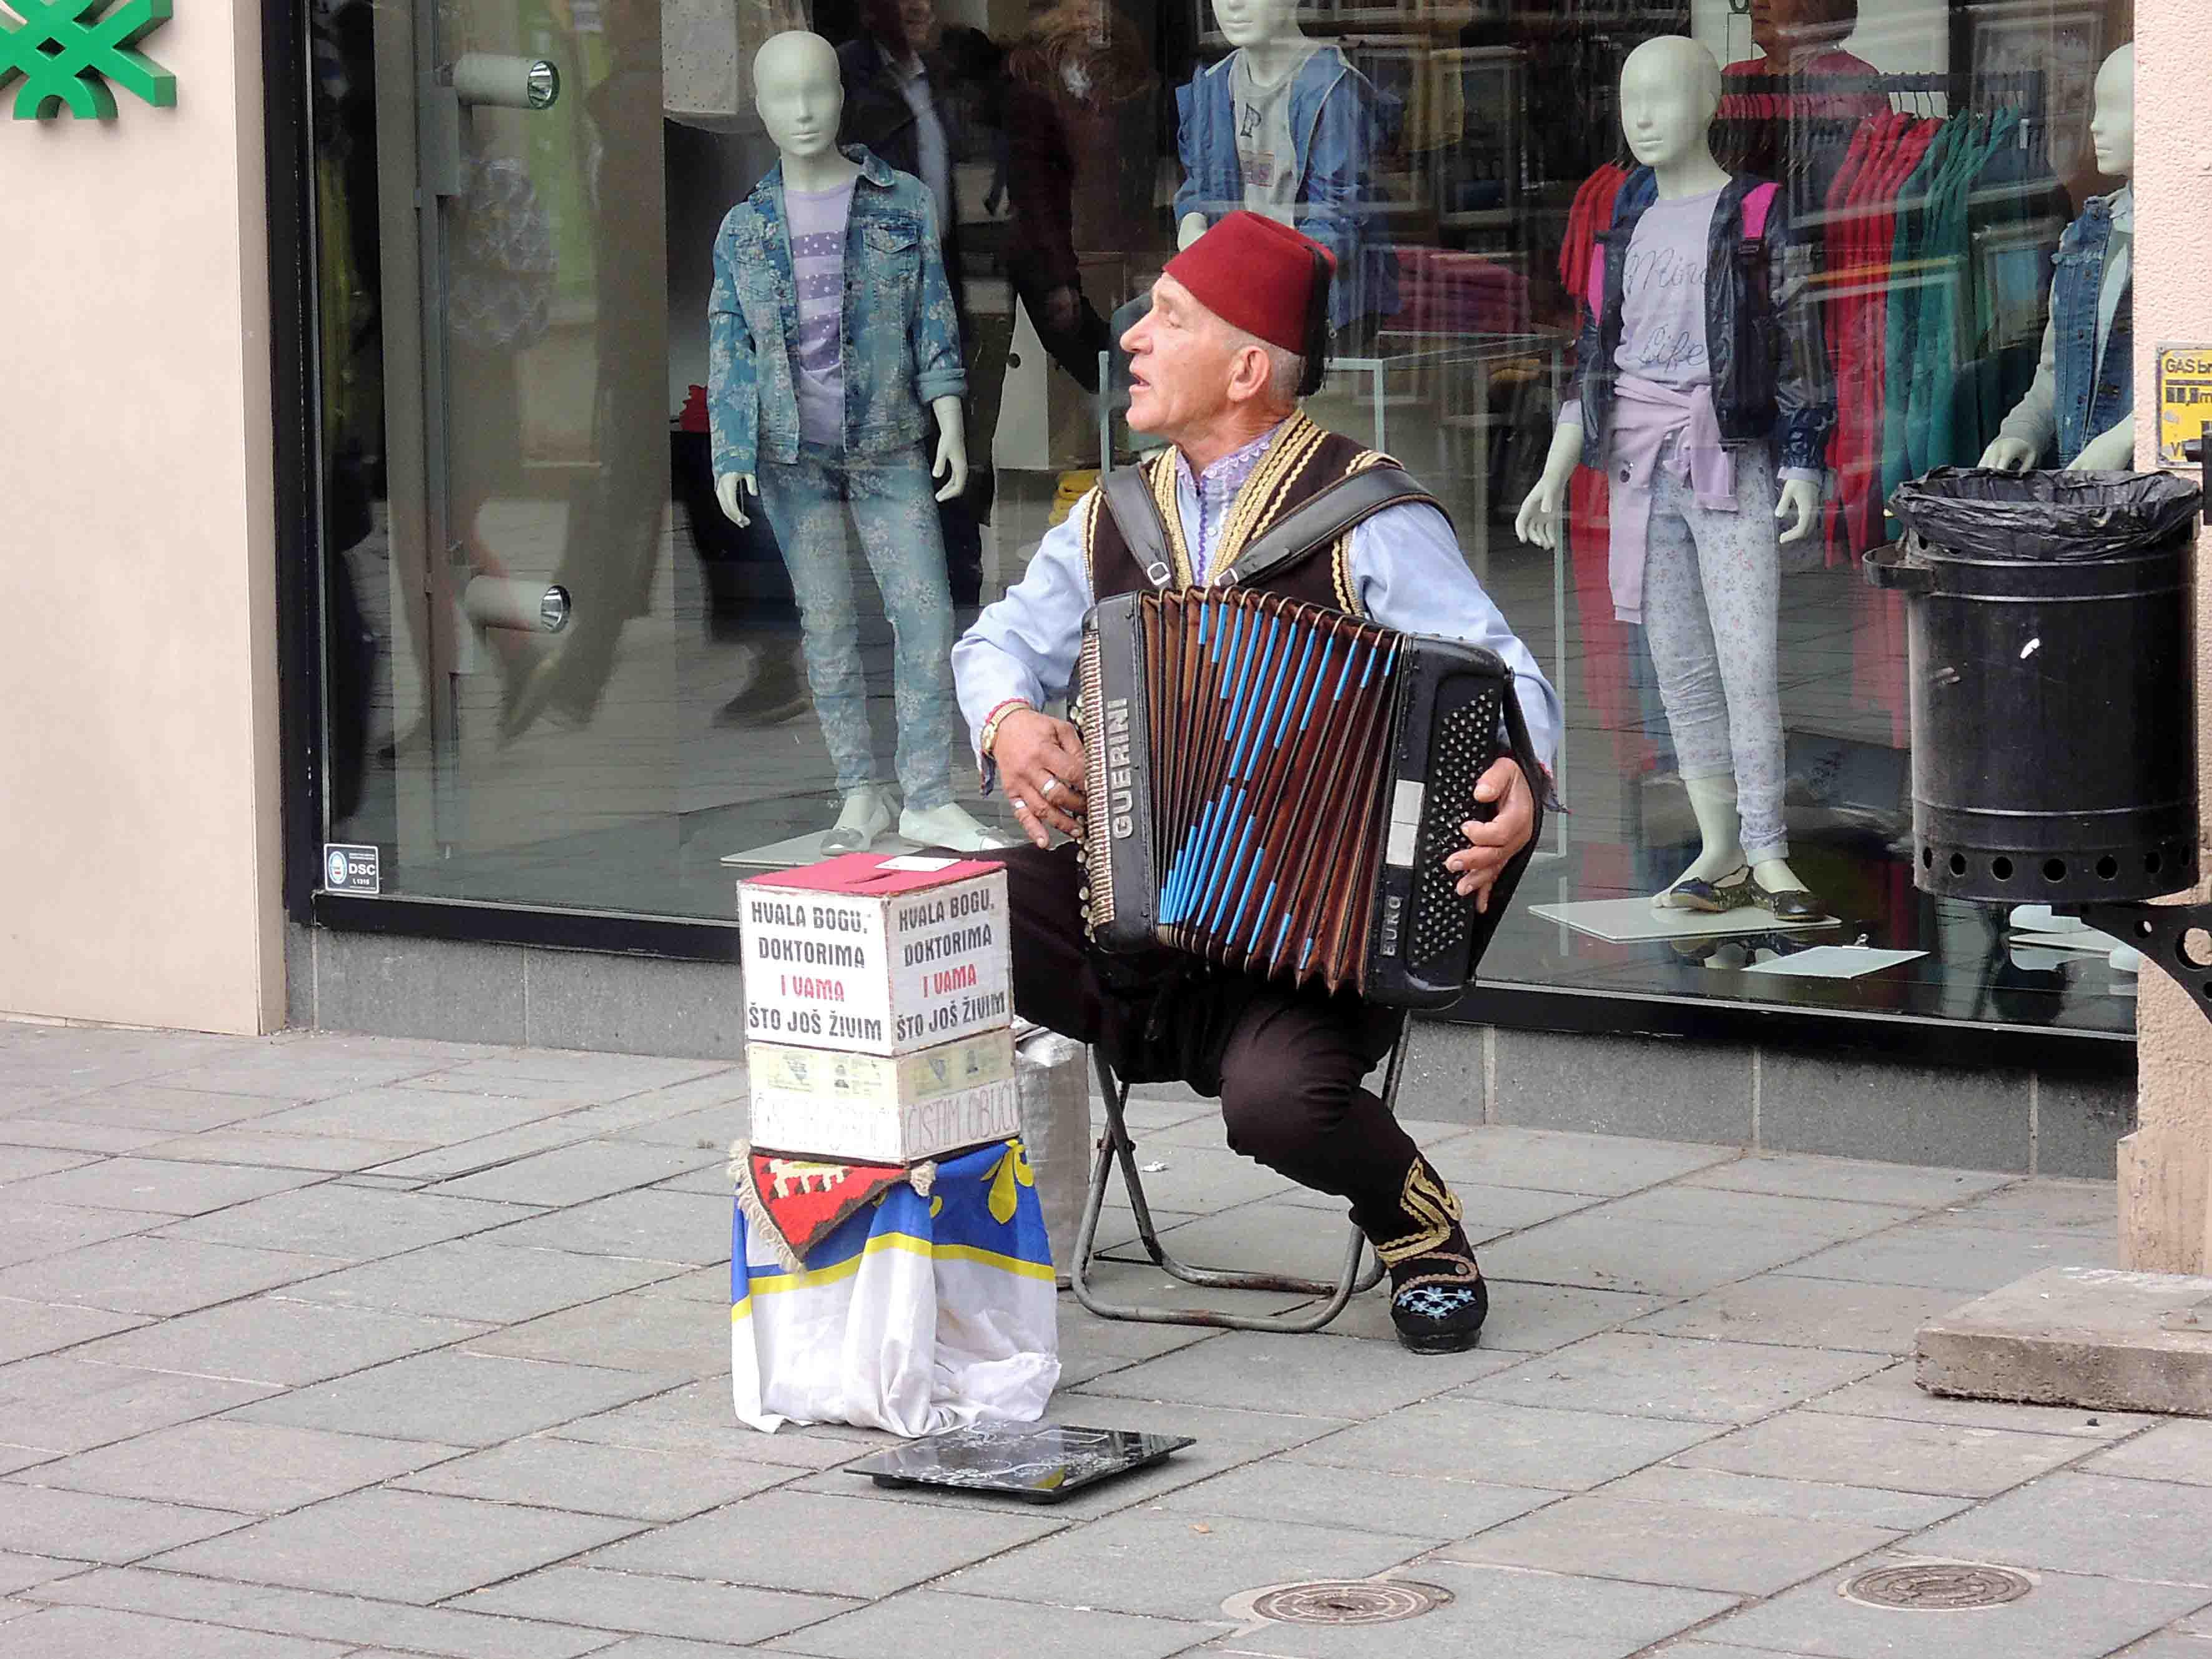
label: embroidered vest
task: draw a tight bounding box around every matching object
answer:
[1081,414,1441,614]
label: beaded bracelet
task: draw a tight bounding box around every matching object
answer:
[978,698,1033,759]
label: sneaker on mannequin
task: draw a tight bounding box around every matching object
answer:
[900,802,1015,852]
[822,785,896,855]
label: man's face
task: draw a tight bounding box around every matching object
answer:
[1119,277,1239,441]
[1748,0,1826,61]
[898,0,940,52]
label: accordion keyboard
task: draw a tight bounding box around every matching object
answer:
[1406,688,1503,978]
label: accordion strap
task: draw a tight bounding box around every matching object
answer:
[1219,465,1443,591]
[1099,467,1178,593]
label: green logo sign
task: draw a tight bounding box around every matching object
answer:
[0,0,175,120]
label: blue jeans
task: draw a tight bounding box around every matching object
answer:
[755,443,955,810]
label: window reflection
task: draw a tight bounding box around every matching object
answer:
[309,0,2141,1033]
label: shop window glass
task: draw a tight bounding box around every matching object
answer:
[307,0,2137,1031]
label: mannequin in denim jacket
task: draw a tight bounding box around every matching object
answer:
[712,31,1008,854]
[1981,46,2135,473]
[1171,0,1397,332]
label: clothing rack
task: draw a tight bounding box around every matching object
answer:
[1706,68,2048,198]
[1721,69,2047,132]
[1723,70,2047,100]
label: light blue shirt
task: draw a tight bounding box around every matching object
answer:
[951,462,1564,784]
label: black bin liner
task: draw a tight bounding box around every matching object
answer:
[1889,466,2202,563]
[1865,467,2202,904]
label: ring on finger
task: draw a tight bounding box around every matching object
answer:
[1041,777,1059,800]
[1011,797,1028,814]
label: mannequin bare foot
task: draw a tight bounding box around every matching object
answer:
[1749,857,1822,921]
[900,800,1015,852]
[822,785,896,854]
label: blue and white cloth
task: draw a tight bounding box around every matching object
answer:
[730,1140,1061,1437]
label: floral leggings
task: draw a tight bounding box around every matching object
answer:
[1634,448,1789,864]
[755,443,955,810]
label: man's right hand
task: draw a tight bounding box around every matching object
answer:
[993,709,1088,848]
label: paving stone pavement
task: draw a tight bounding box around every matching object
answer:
[0,1021,2200,1658]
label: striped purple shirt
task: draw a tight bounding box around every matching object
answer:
[786,180,855,446]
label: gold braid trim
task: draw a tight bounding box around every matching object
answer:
[1214,413,1328,576]
[1322,449,1397,615]
[1077,486,1104,591]
[1395,1253,1485,1296]
[1145,449,1194,589]
[1372,1159,1467,1268]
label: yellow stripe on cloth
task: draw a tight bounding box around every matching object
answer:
[732,1229,1056,1307]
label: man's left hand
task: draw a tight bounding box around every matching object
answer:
[1446,758,1535,913]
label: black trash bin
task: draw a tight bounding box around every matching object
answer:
[1864,468,2201,904]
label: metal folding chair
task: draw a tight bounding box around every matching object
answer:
[1068,1037,1403,1332]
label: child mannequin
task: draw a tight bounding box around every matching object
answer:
[1171,0,1395,331]
[1515,36,1832,919]
[710,31,1008,854]
[1981,45,2135,473]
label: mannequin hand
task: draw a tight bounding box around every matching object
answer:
[1514,471,1570,550]
[1775,477,1821,546]
[715,472,756,529]
[1445,757,1533,912]
[932,428,968,501]
[994,709,1087,848]
[2066,420,2136,472]
[1176,211,1209,252]
[930,394,968,503]
[1979,435,2038,473]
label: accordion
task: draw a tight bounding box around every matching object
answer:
[1076,586,1541,1010]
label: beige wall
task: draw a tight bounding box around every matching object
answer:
[2121,0,2212,1269]
[0,0,283,1033]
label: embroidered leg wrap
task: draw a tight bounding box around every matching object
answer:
[1364,1155,1488,1353]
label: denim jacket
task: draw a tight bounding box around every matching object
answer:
[1573,169,1834,476]
[708,146,966,480]
[2052,190,2132,466]
[1173,47,1400,328]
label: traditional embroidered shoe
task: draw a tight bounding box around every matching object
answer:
[1365,1157,1489,1354]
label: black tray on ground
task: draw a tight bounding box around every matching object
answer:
[844,1425,1197,1505]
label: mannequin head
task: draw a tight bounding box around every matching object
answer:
[1749,0,1857,66]
[2089,44,2135,178]
[1620,37,1723,171]
[1214,0,1304,52]
[753,31,843,160]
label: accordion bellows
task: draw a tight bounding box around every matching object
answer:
[1077,588,1530,1009]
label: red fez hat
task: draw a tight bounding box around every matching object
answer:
[1163,212,1335,355]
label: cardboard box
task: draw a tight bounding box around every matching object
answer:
[749,1027,1021,1164]
[739,853,1011,1058]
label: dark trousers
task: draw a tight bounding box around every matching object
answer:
[999,842,1420,1226]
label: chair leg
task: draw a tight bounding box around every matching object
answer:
[1067,1047,1379,1334]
